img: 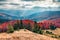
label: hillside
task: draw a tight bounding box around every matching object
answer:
[0,11,60,21]
[39,18,60,28]
[43,28,60,40]
[0,19,60,31]
[0,29,58,40]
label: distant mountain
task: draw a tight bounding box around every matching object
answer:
[0,18,9,24]
[26,11,60,21]
[0,13,19,20]
[0,13,20,23]
[0,9,60,22]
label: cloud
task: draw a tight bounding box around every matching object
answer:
[0,0,6,1]
[21,0,39,1]
[53,0,60,2]
[0,0,60,10]
[21,0,45,1]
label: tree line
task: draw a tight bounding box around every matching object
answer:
[0,20,57,34]
[7,20,57,33]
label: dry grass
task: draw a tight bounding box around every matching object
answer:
[0,29,58,40]
[43,28,60,40]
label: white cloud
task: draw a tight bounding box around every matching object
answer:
[0,0,60,10]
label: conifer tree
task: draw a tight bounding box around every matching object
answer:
[19,20,23,29]
[7,24,14,33]
[49,23,56,30]
[25,22,32,31]
[13,23,19,30]
[32,21,40,33]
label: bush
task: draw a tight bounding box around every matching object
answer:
[46,31,53,35]
[58,35,60,38]
[51,35,57,38]
[7,24,14,33]
[38,29,44,34]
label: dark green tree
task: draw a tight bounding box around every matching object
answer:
[24,23,32,31]
[19,20,24,29]
[13,20,24,30]
[49,23,56,30]
[13,23,19,30]
[13,20,19,30]
[32,21,40,33]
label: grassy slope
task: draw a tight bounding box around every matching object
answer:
[43,28,60,40]
[0,29,58,40]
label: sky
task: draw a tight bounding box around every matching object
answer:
[0,0,60,21]
[0,0,60,10]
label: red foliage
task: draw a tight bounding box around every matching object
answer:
[0,19,60,31]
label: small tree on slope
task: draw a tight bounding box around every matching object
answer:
[7,24,14,33]
[32,21,40,33]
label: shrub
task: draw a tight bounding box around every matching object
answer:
[46,31,53,35]
[38,29,44,34]
[51,35,57,38]
[7,24,14,33]
[58,35,60,38]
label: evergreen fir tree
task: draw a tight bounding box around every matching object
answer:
[49,23,56,30]
[7,24,14,33]
[32,21,40,33]
[13,23,19,30]
[25,22,32,31]
[13,20,22,30]
[19,20,23,29]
